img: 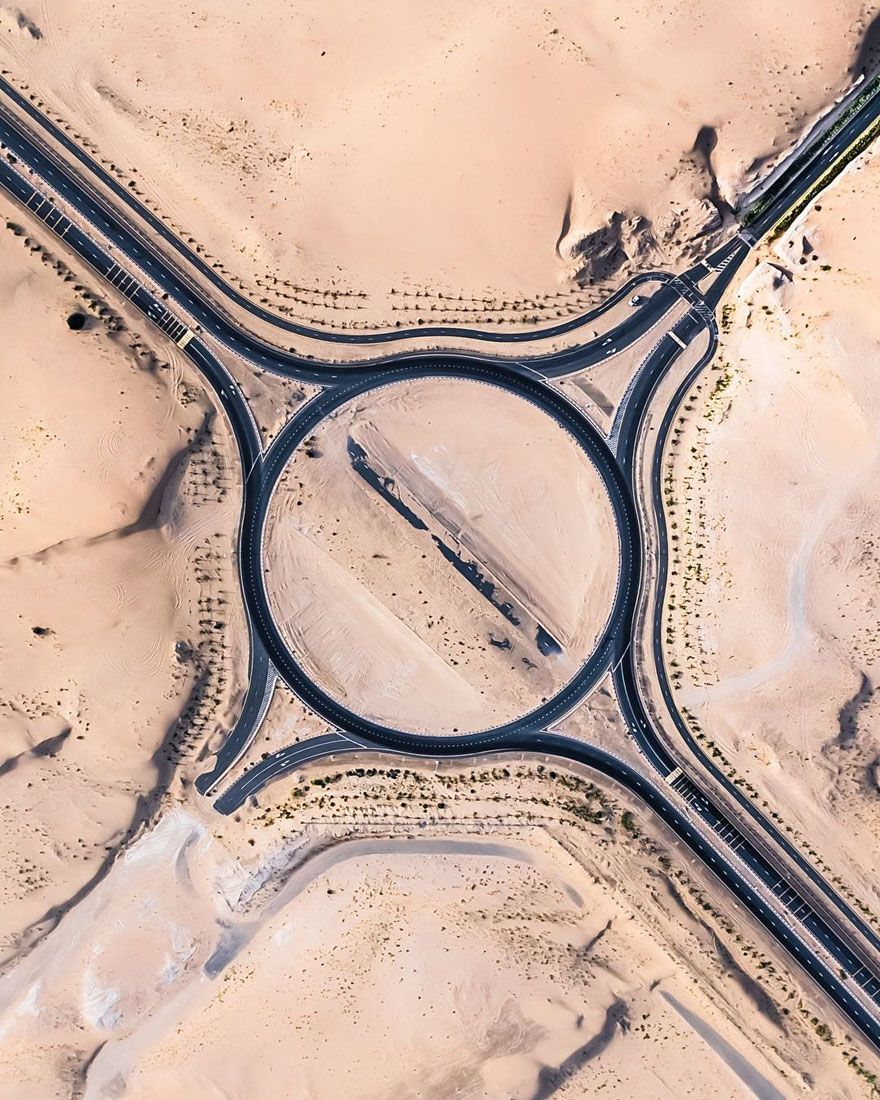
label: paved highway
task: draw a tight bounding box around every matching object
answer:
[5,71,880,1051]
[215,293,880,1043]
[196,361,631,797]
[742,75,880,238]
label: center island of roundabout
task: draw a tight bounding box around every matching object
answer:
[260,373,622,737]
[220,354,641,788]
[5,62,880,1052]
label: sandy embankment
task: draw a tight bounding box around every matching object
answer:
[5,760,869,1100]
[0,1,873,332]
[0,211,243,969]
[663,145,880,932]
[263,378,618,734]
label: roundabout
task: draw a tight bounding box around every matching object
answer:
[261,375,622,736]
[7,70,880,1058]
[241,358,638,748]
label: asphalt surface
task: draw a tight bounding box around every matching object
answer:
[217,283,880,1042]
[5,75,880,1050]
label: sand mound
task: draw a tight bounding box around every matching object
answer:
[0,0,871,326]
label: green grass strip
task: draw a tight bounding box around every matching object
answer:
[769,113,880,238]
[740,74,880,226]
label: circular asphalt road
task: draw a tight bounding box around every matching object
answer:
[242,359,637,749]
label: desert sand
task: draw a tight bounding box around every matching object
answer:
[663,142,880,940]
[4,762,875,1100]
[0,202,243,970]
[0,0,875,331]
[263,378,618,733]
[3,1,880,1096]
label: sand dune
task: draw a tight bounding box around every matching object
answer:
[2,2,880,1095]
[0,206,242,973]
[0,0,872,328]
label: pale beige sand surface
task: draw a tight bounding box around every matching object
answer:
[0,1,873,329]
[5,761,874,1100]
[116,848,766,1100]
[0,211,243,969]
[664,144,880,935]
[263,378,618,734]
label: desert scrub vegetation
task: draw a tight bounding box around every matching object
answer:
[662,359,737,691]
[236,760,880,1084]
